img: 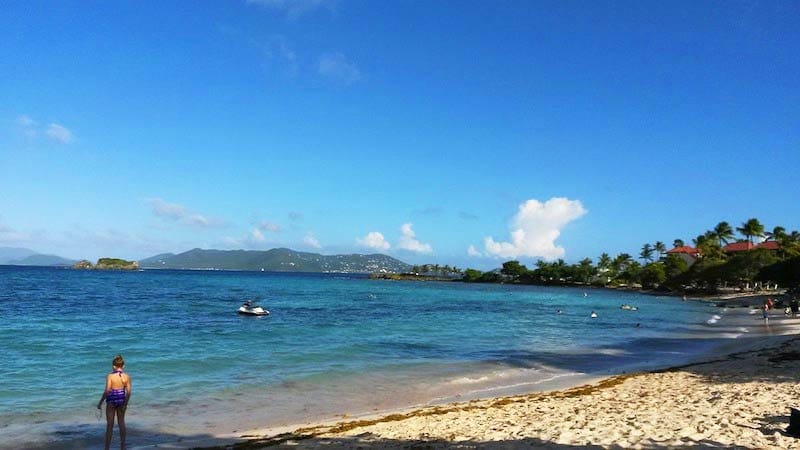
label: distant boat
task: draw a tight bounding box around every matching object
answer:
[620,304,638,311]
[238,300,270,316]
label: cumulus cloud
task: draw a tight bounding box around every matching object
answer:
[318,52,361,84]
[397,223,433,254]
[304,233,321,249]
[357,231,390,251]
[148,198,222,228]
[46,123,74,144]
[482,197,587,261]
[247,0,331,18]
[467,245,482,257]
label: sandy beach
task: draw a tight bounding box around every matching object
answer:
[180,296,800,450]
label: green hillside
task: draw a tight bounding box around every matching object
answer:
[138,248,411,273]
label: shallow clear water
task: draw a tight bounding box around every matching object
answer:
[0,266,723,448]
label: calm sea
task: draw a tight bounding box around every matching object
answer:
[0,266,730,448]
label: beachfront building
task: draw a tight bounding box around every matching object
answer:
[722,241,780,254]
[666,245,700,266]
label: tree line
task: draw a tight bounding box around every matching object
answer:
[460,218,800,293]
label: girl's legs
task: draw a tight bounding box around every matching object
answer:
[116,406,127,449]
[104,405,116,450]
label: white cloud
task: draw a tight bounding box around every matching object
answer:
[148,198,222,228]
[318,52,361,84]
[247,0,331,18]
[304,233,321,249]
[17,114,36,128]
[46,123,74,144]
[357,231,390,251]
[483,197,587,261]
[251,228,266,242]
[397,223,432,254]
[467,245,482,257]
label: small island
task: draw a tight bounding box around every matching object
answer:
[72,258,139,271]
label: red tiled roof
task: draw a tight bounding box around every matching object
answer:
[723,241,781,252]
[723,241,755,252]
[758,241,780,250]
[667,246,699,255]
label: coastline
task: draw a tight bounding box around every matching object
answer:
[144,299,800,450]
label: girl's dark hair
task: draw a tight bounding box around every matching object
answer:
[112,354,125,368]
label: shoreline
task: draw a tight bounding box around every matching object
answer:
[208,336,800,450]
[145,304,800,450]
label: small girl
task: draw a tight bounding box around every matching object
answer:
[97,354,132,450]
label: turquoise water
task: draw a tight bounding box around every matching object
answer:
[0,266,723,448]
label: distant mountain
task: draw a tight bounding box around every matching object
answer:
[0,247,38,264]
[0,247,76,266]
[138,248,411,273]
[8,254,77,266]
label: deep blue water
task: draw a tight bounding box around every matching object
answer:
[0,266,723,448]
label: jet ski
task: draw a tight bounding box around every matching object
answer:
[238,300,270,316]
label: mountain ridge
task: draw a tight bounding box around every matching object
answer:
[0,247,76,266]
[138,247,410,273]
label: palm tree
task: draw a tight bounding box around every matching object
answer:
[654,241,666,260]
[692,234,707,248]
[694,232,724,260]
[639,243,654,263]
[737,218,765,244]
[765,226,786,242]
[713,221,735,246]
[597,253,612,273]
[576,258,595,283]
[612,253,633,273]
[673,239,685,248]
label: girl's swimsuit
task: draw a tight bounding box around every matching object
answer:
[106,370,126,407]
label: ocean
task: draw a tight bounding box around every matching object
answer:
[0,266,734,448]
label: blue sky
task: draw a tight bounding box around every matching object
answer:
[1,1,798,269]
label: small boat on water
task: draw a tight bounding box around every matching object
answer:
[620,304,638,311]
[238,300,270,316]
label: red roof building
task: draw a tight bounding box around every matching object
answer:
[666,246,700,256]
[723,241,780,253]
[666,246,700,266]
[723,241,755,252]
[757,241,780,251]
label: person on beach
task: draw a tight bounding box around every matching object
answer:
[97,354,132,450]
[762,304,769,323]
[791,298,799,318]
